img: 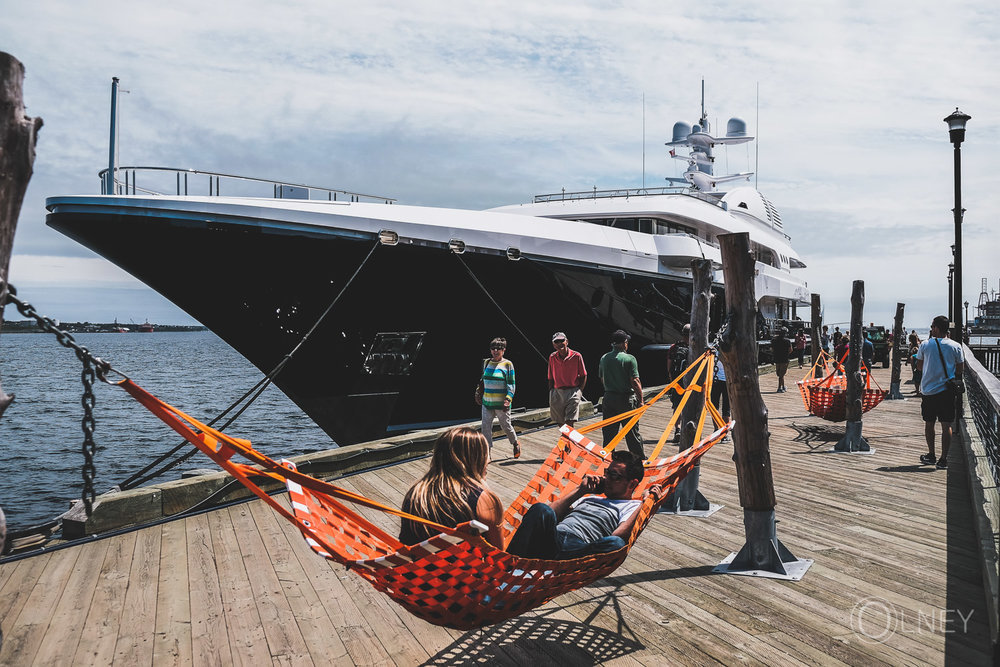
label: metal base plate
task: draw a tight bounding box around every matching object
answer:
[657,502,724,518]
[827,447,876,455]
[713,553,814,580]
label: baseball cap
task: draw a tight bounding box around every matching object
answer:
[611,329,631,344]
[552,332,567,342]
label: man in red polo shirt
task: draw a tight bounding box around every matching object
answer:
[548,332,587,428]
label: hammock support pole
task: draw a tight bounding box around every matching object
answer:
[888,302,906,400]
[835,281,872,452]
[714,232,812,580]
[662,258,715,515]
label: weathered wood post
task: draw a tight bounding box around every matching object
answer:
[1,53,43,559]
[835,281,871,451]
[888,302,906,400]
[663,258,713,513]
[715,232,810,579]
[810,293,821,366]
[1,52,42,423]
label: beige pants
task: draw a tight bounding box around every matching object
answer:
[482,405,518,448]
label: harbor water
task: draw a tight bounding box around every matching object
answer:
[0,331,334,532]
[1,327,993,534]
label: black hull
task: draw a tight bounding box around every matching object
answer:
[47,211,724,444]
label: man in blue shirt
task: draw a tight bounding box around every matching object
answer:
[915,315,966,469]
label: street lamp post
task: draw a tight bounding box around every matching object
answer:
[944,108,971,343]
[964,300,969,336]
[948,263,954,320]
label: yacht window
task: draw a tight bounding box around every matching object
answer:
[611,218,639,232]
[639,218,653,234]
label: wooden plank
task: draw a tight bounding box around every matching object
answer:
[153,518,192,666]
[246,497,351,665]
[186,511,233,666]
[73,531,137,665]
[31,539,110,665]
[113,524,162,666]
[1,548,79,664]
[229,499,314,665]
[208,507,270,664]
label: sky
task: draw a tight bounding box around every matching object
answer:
[1,0,998,330]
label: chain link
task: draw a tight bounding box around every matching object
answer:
[4,285,111,516]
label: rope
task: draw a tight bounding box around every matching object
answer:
[453,253,549,363]
[3,286,113,516]
[119,239,381,489]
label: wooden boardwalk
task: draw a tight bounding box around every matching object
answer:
[0,366,993,665]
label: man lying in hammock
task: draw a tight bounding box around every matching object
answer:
[506,450,662,560]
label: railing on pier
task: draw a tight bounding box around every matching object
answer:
[971,344,1000,377]
[966,346,1000,487]
[97,166,396,205]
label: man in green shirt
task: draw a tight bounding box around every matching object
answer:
[598,329,644,459]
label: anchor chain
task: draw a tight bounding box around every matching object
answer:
[4,285,112,516]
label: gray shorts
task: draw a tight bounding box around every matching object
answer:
[549,387,582,424]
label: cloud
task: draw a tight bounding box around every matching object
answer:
[0,0,997,327]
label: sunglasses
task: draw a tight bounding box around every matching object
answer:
[490,345,505,350]
[604,470,626,482]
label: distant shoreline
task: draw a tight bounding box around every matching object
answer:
[1,320,207,334]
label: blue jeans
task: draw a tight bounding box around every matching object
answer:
[506,504,625,560]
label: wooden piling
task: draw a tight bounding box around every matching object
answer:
[835,280,871,451]
[716,232,807,577]
[0,52,43,421]
[810,293,821,364]
[889,302,906,399]
[670,258,712,511]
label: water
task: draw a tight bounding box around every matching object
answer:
[0,331,334,532]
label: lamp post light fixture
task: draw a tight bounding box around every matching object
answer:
[944,107,971,343]
[964,300,970,335]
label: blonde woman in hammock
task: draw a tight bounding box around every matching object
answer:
[399,427,505,549]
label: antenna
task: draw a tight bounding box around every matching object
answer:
[106,77,119,195]
[755,82,759,190]
[642,93,646,189]
[700,79,707,132]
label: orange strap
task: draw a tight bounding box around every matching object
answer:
[116,378,459,544]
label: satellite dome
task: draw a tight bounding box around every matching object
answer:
[726,118,748,137]
[671,122,691,143]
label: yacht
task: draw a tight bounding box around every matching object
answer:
[46,89,810,445]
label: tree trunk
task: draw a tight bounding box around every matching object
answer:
[835,280,870,451]
[717,233,776,511]
[889,302,905,399]
[0,52,43,421]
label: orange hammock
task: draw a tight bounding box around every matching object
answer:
[796,350,887,422]
[114,350,732,630]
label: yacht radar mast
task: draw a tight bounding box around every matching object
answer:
[666,82,756,192]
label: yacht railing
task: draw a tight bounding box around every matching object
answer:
[97,166,396,204]
[533,185,724,207]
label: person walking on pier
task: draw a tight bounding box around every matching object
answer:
[599,330,644,459]
[772,327,791,392]
[821,325,831,354]
[475,337,522,459]
[548,332,587,429]
[794,329,807,368]
[915,315,966,469]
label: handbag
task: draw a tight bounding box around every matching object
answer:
[935,339,965,395]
